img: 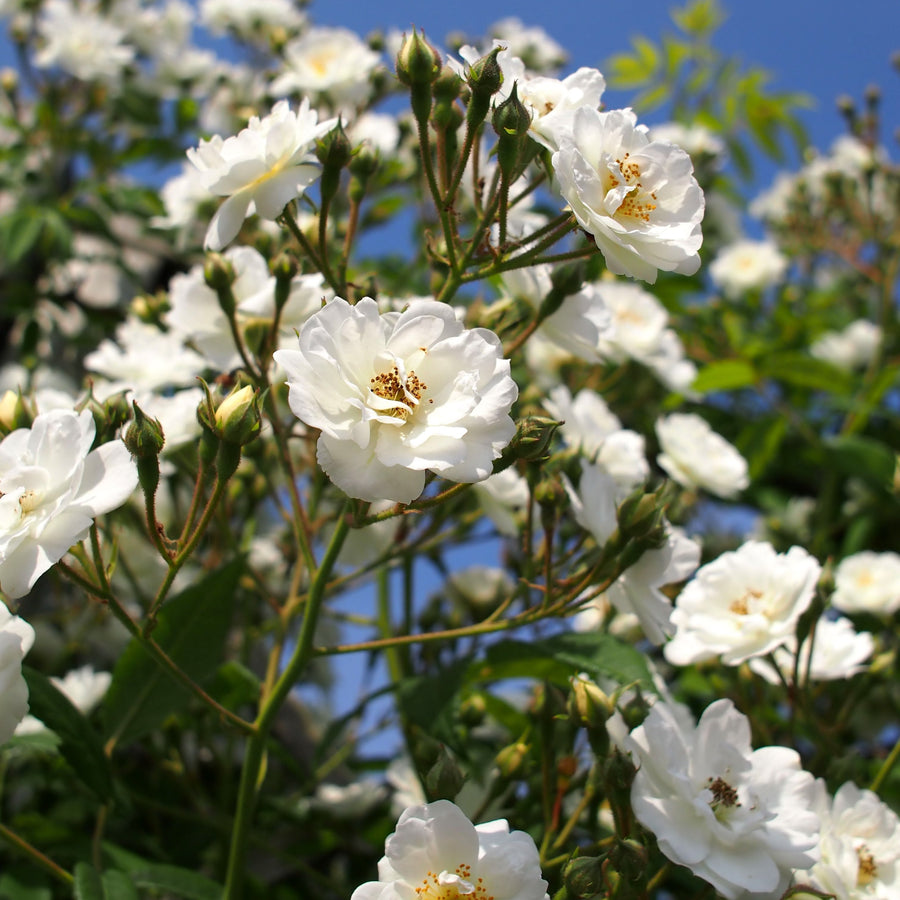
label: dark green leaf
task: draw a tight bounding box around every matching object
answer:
[21,667,114,801]
[102,845,222,900]
[474,632,652,690]
[396,658,470,731]
[101,560,243,745]
[824,435,896,493]
[74,865,138,900]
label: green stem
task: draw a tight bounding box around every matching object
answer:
[0,823,73,886]
[222,508,352,900]
[412,101,459,275]
[145,468,230,628]
[280,207,341,295]
[870,730,900,795]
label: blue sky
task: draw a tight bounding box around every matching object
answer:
[313,0,899,169]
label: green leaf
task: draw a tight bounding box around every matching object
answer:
[396,658,470,732]
[824,435,896,493]
[74,865,138,900]
[1,210,45,266]
[692,359,757,393]
[74,863,103,900]
[473,632,652,690]
[760,352,855,394]
[101,560,243,745]
[21,667,114,801]
[738,416,787,481]
[102,845,222,900]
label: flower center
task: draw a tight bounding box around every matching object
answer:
[369,366,428,421]
[857,845,878,885]
[18,490,40,517]
[415,867,494,900]
[606,152,657,223]
[729,588,762,616]
[706,776,741,819]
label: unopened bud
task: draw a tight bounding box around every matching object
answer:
[396,28,442,87]
[0,390,29,434]
[124,401,165,459]
[204,253,237,317]
[493,82,531,138]
[510,415,563,462]
[433,64,462,104]
[214,385,261,446]
[562,854,605,900]
[270,251,299,313]
[466,46,504,98]
[349,143,380,202]
[316,118,353,170]
[607,838,649,889]
[495,741,529,778]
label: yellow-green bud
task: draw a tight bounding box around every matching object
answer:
[0,390,30,434]
[214,385,261,446]
[395,28,442,87]
[495,741,529,778]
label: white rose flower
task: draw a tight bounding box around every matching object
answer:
[749,615,874,685]
[520,67,606,152]
[796,780,900,900]
[499,267,612,363]
[350,799,549,900]
[269,27,381,113]
[709,238,788,297]
[84,318,206,393]
[488,17,567,72]
[649,122,727,165]
[473,468,529,537]
[626,698,819,900]
[187,99,338,251]
[588,280,697,392]
[0,409,138,599]
[664,540,821,667]
[544,385,648,496]
[831,550,900,617]
[274,298,518,504]
[551,107,704,283]
[35,0,135,83]
[565,461,700,643]
[656,412,749,498]
[811,320,882,371]
[166,245,329,372]
[199,0,305,37]
[0,601,35,744]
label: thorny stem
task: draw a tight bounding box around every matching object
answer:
[280,206,341,295]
